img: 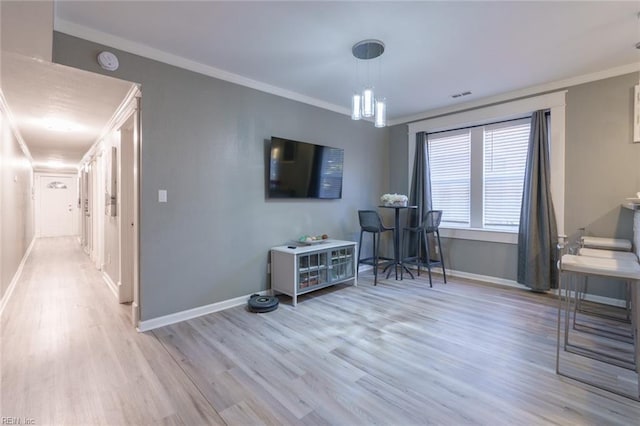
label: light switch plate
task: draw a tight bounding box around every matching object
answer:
[158,190,167,203]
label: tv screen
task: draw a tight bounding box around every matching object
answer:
[268,137,344,199]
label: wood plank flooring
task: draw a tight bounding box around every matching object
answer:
[1,237,224,425]
[2,237,640,425]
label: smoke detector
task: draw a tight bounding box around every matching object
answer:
[97,51,119,71]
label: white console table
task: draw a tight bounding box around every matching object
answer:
[270,239,357,306]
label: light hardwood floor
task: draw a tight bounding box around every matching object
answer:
[2,237,640,425]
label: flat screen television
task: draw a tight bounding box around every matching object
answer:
[268,136,344,199]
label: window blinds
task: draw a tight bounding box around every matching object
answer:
[483,119,530,228]
[428,130,471,225]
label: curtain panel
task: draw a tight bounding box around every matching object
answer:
[406,131,433,259]
[517,111,558,291]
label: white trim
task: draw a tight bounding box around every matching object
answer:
[443,268,625,307]
[549,102,565,235]
[132,302,140,326]
[570,292,626,308]
[634,84,640,143]
[394,62,640,126]
[81,84,140,165]
[444,268,525,289]
[358,265,373,273]
[0,90,33,163]
[549,288,625,308]
[136,290,270,332]
[101,271,119,299]
[55,21,350,117]
[408,91,566,134]
[439,227,518,244]
[0,237,35,316]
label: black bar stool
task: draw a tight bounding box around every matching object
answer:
[402,210,446,287]
[357,210,395,285]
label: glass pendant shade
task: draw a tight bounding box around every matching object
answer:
[351,40,387,127]
[351,93,362,120]
[362,88,375,118]
[374,99,386,128]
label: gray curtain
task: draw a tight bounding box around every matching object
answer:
[517,111,558,291]
[406,131,432,259]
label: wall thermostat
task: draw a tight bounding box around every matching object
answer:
[97,51,119,71]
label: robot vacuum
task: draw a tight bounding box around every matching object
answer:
[247,294,279,313]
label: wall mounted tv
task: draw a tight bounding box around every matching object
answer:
[268,136,344,199]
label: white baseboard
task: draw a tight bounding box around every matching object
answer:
[444,268,626,308]
[444,268,525,290]
[137,290,270,332]
[101,271,119,299]
[0,237,35,316]
[552,289,626,308]
[132,302,140,326]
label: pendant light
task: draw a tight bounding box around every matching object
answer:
[351,39,386,127]
[375,98,386,128]
[351,93,362,120]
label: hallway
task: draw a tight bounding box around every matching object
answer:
[0,237,223,425]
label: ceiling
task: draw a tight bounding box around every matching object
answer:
[2,1,639,171]
[1,52,135,169]
[54,1,640,122]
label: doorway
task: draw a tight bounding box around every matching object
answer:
[78,88,141,325]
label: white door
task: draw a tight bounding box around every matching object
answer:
[39,175,77,237]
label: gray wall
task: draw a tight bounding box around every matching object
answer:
[563,73,640,299]
[388,124,409,195]
[389,72,639,296]
[565,73,639,241]
[53,32,390,320]
[1,107,34,301]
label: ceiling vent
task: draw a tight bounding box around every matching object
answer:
[451,91,472,99]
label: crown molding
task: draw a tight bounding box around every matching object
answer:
[390,62,640,126]
[55,19,639,129]
[0,89,34,163]
[81,83,140,165]
[55,19,351,118]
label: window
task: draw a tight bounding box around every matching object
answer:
[428,130,471,226]
[428,118,531,231]
[408,90,565,243]
[483,119,530,229]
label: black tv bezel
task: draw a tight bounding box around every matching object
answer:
[267,136,344,200]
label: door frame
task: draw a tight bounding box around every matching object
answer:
[112,91,141,324]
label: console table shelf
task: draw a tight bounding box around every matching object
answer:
[270,240,357,306]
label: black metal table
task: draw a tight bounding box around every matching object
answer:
[379,205,417,280]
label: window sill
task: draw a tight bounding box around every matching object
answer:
[439,227,518,244]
